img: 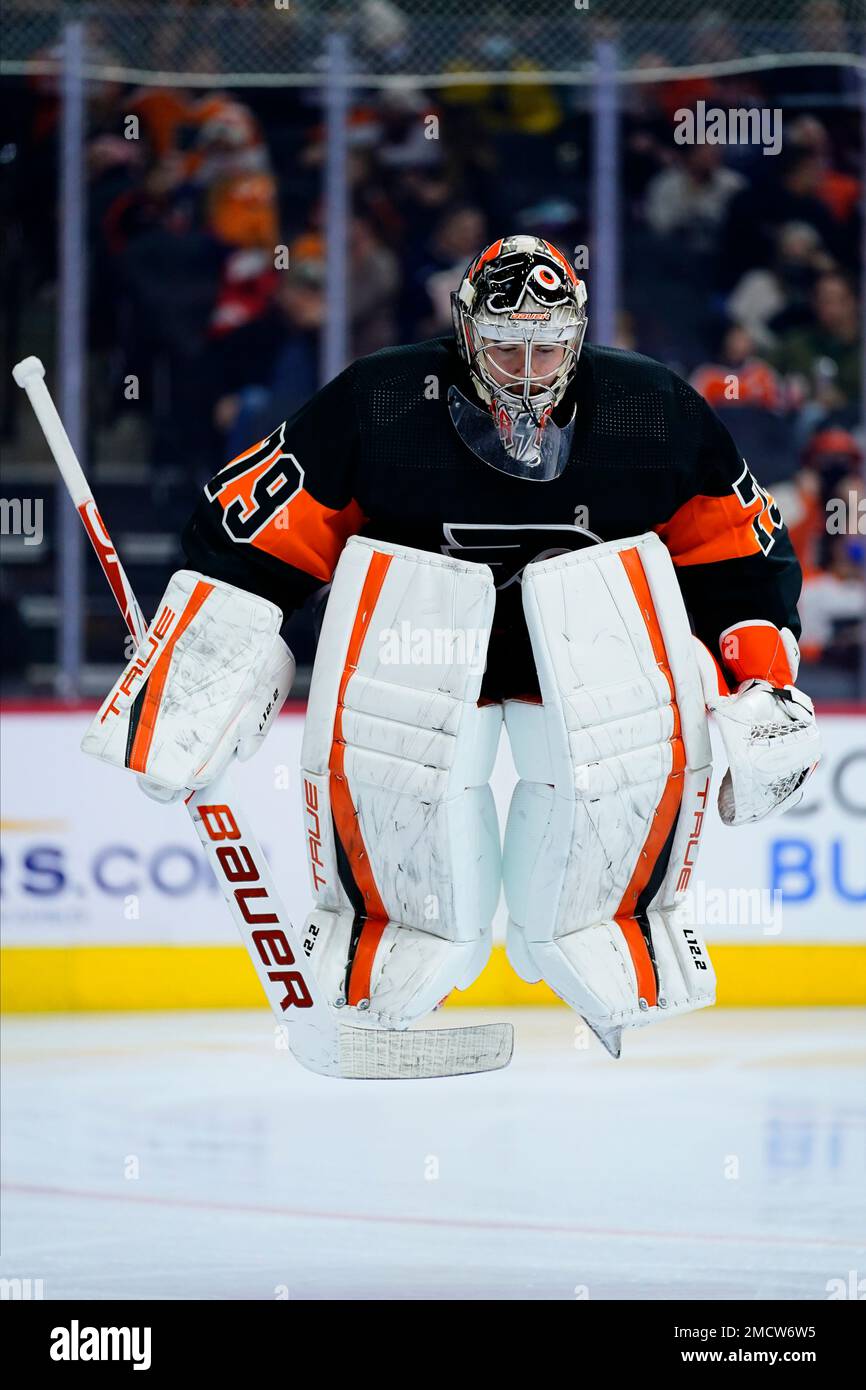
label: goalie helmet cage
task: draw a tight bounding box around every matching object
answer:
[0,0,862,693]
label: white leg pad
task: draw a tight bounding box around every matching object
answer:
[504,534,716,1049]
[299,537,501,1028]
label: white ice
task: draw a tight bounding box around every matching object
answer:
[1,1007,864,1300]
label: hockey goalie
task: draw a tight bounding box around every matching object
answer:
[82,235,821,1057]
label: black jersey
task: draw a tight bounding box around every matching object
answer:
[183,336,801,698]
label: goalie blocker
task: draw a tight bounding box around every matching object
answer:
[82,570,295,797]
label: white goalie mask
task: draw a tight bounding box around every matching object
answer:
[450,235,588,481]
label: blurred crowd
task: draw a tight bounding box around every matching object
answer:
[1,0,863,689]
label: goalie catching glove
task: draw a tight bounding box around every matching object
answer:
[82,570,294,798]
[696,621,821,826]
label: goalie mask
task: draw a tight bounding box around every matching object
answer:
[450,235,588,481]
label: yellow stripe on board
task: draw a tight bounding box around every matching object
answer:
[1,943,865,1013]
[457,943,866,1008]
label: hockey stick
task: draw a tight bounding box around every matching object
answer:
[13,356,513,1079]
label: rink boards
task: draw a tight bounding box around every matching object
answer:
[1,705,864,1010]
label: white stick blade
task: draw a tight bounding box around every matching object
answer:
[338,1022,514,1079]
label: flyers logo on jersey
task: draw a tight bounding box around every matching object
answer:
[206,422,304,544]
[442,522,601,589]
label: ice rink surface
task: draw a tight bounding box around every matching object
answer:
[1,1007,864,1301]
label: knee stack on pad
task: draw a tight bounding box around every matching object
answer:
[504,533,716,1054]
[300,536,501,1029]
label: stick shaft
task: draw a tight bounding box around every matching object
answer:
[16,362,146,643]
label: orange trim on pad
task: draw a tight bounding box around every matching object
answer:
[614,547,688,1007]
[328,550,392,1005]
[128,580,214,772]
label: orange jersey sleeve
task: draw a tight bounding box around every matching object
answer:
[654,387,802,679]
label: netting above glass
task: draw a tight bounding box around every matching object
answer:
[1,0,864,87]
